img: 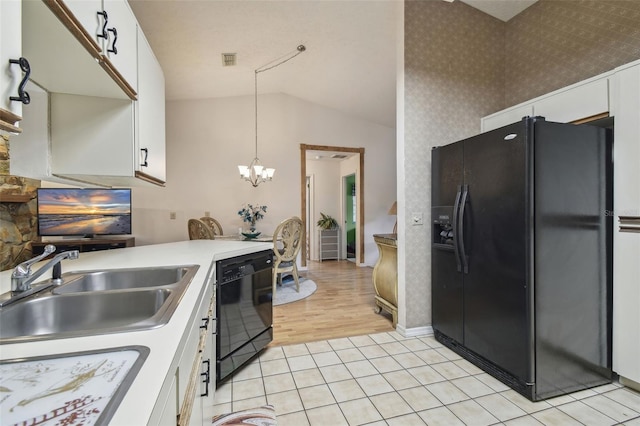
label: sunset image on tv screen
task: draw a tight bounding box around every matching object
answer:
[37,189,131,237]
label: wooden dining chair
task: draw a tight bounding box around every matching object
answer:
[188,218,214,240]
[200,216,224,237]
[272,216,304,296]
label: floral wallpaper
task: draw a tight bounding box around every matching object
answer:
[403,0,504,328]
[505,0,640,107]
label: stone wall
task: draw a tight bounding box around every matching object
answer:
[0,134,40,271]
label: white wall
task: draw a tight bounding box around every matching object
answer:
[131,93,396,266]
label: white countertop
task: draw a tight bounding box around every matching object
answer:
[0,240,273,425]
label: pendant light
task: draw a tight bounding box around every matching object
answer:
[238,44,306,187]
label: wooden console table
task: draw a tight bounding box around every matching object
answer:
[372,233,397,327]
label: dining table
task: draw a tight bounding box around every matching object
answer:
[215,234,275,242]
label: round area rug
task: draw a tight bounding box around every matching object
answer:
[273,277,317,306]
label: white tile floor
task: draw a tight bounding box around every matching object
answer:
[213,331,640,425]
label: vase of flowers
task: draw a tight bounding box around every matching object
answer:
[238,203,267,233]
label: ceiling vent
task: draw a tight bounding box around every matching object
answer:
[331,154,348,159]
[222,53,237,66]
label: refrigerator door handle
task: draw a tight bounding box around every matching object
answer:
[452,186,463,272]
[459,184,469,274]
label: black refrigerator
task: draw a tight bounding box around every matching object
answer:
[431,116,613,401]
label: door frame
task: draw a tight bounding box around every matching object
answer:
[300,144,365,267]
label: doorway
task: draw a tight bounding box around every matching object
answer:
[344,174,356,261]
[300,144,365,267]
[305,175,314,260]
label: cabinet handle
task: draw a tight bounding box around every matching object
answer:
[200,317,210,330]
[140,148,149,167]
[97,10,109,40]
[107,27,118,54]
[8,58,31,105]
[200,359,210,397]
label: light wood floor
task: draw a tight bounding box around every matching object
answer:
[271,260,394,346]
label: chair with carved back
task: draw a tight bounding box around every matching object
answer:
[188,218,214,240]
[272,216,304,297]
[200,216,224,237]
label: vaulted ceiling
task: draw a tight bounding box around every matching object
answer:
[128,0,538,129]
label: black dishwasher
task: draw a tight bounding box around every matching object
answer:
[216,250,273,384]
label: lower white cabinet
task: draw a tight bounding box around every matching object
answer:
[177,286,215,425]
[155,374,178,426]
[150,268,216,426]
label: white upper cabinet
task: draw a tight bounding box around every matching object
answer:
[482,73,611,132]
[482,105,533,132]
[22,0,130,100]
[610,63,640,213]
[0,0,25,133]
[533,78,609,123]
[135,27,166,184]
[12,0,166,187]
[63,0,138,94]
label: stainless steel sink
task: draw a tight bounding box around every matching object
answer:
[52,266,194,294]
[0,265,199,344]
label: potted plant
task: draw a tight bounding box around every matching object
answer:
[317,212,338,230]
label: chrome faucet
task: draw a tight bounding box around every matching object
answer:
[11,244,79,293]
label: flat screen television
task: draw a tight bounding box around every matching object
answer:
[37,188,132,238]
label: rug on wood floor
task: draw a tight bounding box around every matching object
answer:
[273,276,317,306]
[212,404,276,425]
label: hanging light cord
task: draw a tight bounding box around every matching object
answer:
[253,44,306,158]
[256,45,306,74]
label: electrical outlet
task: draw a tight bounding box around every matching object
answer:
[169,212,176,220]
[412,212,423,225]
[204,211,211,217]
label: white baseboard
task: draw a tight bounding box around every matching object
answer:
[396,324,433,338]
[620,375,640,392]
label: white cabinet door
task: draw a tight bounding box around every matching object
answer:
[62,0,138,92]
[156,373,179,426]
[22,0,128,100]
[0,0,24,131]
[136,27,166,184]
[481,105,533,132]
[10,81,50,179]
[59,0,103,51]
[533,78,609,123]
[610,63,640,385]
[101,0,138,92]
[611,64,640,214]
[200,298,216,423]
[613,230,640,385]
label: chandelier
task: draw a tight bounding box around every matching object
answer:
[238,44,306,187]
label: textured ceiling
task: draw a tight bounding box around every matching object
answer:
[128,0,537,130]
[128,0,398,128]
[461,0,537,22]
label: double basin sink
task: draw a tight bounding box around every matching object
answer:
[0,265,199,344]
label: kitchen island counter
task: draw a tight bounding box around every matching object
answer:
[0,239,272,425]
